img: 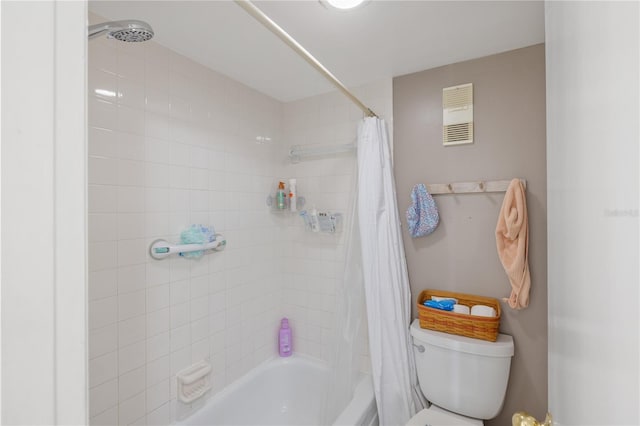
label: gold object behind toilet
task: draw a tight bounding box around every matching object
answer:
[512,412,553,426]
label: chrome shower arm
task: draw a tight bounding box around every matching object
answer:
[88,22,112,40]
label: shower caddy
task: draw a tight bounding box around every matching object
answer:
[266,186,342,234]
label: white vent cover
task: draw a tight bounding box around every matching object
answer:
[442,83,473,146]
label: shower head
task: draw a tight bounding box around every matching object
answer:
[88,20,154,42]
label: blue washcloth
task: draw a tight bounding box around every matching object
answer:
[180,225,216,258]
[406,184,439,238]
[423,299,455,311]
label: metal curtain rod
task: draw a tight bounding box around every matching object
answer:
[234,0,378,118]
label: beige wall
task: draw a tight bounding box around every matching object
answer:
[393,44,547,425]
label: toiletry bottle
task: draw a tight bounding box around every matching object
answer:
[276,181,286,210]
[289,178,297,212]
[278,318,292,357]
[310,206,320,232]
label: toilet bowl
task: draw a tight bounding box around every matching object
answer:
[406,319,514,425]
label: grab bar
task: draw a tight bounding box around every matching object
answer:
[149,235,226,260]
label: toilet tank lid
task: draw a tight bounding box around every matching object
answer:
[410,319,514,357]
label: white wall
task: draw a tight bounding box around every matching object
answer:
[545,1,639,425]
[1,1,87,424]
[87,18,283,424]
[279,79,392,369]
[87,14,388,421]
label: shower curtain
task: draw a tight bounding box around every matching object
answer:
[322,159,366,425]
[357,117,421,426]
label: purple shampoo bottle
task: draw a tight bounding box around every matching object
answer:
[278,318,292,357]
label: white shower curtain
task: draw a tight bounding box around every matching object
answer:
[357,117,421,426]
[322,160,366,425]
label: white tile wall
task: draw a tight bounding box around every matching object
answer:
[89,13,391,426]
[280,81,392,372]
[88,14,283,425]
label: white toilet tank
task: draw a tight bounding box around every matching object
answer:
[410,319,514,420]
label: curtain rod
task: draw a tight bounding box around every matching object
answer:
[234,0,378,118]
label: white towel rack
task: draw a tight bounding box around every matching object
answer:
[289,143,356,162]
[149,236,227,260]
[426,179,526,195]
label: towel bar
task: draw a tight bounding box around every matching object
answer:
[427,179,526,195]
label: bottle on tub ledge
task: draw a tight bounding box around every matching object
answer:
[278,318,292,357]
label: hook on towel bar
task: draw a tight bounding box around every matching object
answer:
[426,179,526,195]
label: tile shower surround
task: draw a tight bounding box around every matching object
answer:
[88,23,390,425]
[88,35,283,425]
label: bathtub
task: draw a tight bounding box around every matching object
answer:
[177,355,378,426]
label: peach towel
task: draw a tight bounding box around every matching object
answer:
[496,179,531,309]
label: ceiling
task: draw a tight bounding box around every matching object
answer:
[89,0,545,102]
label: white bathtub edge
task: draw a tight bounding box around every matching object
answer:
[332,374,378,426]
[176,354,329,424]
[175,354,377,426]
[207,354,328,410]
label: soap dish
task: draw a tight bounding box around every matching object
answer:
[176,360,212,404]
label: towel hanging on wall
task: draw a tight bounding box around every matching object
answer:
[406,183,439,238]
[496,179,531,309]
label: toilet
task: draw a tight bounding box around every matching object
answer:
[407,319,514,425]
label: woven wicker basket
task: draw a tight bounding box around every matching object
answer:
[417,289,501,342]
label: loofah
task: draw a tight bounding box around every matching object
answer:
[180,225,215,258]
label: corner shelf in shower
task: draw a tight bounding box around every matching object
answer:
[266,194,306,212]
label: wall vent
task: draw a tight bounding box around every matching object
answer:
[442,83,473,146]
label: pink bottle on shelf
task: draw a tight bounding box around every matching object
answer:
[278,318,292,357]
